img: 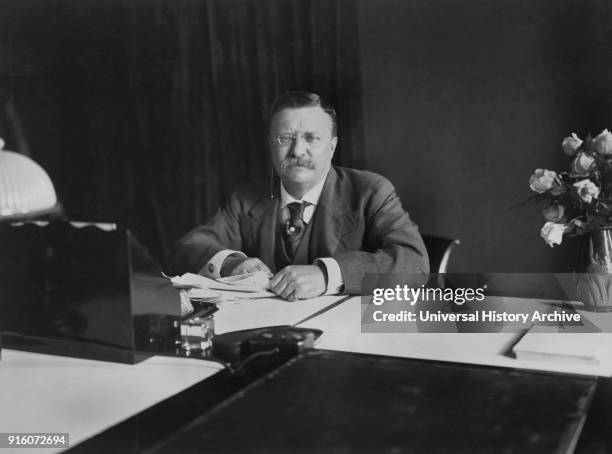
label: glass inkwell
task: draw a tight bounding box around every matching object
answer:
[178,290,219,356]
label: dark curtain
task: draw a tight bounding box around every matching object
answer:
[33,0,364,266]
[122,0,365,265]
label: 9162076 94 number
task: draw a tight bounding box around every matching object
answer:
[1,433,69,448]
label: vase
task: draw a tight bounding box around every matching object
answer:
[575,228,612,311]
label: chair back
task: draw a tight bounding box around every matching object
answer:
[422,234,460,274]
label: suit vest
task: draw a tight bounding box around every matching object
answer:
[274,205,314,270]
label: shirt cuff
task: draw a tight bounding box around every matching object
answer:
[200,250,246,279]
[315,258,345,295]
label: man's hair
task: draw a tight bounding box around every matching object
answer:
[269,91,338,137]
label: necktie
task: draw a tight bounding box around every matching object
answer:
[283,201,309,259]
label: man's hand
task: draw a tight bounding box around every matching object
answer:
[221,255,272,277]
[270,265,326,301]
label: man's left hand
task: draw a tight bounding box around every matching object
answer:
[270,265,326,301]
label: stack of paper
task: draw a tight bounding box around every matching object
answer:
[170,272,276,300]
[217,272,271,289]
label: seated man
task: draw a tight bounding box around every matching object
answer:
[168,91,429,301]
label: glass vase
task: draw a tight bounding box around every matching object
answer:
[575,228,612,311]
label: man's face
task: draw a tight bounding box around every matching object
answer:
[269,106,338,192]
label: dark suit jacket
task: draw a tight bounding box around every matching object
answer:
[168,166,429,294]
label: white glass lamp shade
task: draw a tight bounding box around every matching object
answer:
[0,143,58,218]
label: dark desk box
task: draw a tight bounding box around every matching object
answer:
[0,221,180,363]
[152,351,596,454]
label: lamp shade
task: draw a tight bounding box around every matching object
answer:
[0,139,57,218]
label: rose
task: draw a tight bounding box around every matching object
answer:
[571,152,596,176]
[542,204,566,223]
[573,179,600,203]
[529,169,557,193]
[593,129,612,155]
[562,133,583,156]
[540,222,567,247]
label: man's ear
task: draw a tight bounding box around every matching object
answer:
[330,136,338,157]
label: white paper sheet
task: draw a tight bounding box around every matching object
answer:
[186,288,274,300]
[213,295,346,334]
[298,296,612,377]
[0,350,223,453]
[171,272,274,294]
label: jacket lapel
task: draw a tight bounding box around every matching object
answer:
[248,195,278,271]
[309,167,356,260]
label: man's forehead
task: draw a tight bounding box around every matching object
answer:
[270,106,333,132]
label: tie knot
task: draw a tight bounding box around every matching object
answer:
[287,201,309,222]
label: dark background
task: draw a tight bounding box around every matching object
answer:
[1,0,611,274]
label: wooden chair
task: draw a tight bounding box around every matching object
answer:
[422,234,461,276]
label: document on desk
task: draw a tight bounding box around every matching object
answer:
[213,295,346,334]
[297,296,612,377]
[170,272,276,300]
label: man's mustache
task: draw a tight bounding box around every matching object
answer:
[280,157,315,170]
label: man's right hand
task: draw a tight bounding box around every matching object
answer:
[220,255,273,277]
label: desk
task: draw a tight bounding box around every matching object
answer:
[298,295,612,377]
[150,351,596,454]
[2,295,607,453]
[0,350,222,453]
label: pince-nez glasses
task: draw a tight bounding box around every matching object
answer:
[271,132,322,146]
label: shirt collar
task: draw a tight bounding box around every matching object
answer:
[280,175,327,209]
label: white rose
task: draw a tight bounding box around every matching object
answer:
[593,129,612,155]
[573,179,600,203]
[562,133,583,156]
[571,152,596,176]
[529,169,557,193]
[540,222,567,247]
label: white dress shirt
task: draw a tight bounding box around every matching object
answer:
[202,179,344,295]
